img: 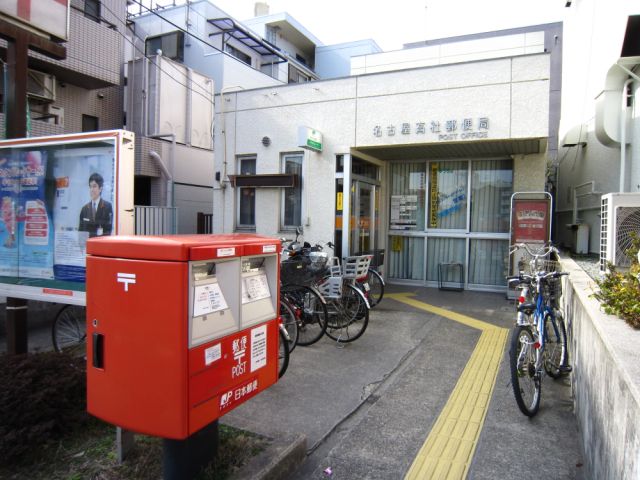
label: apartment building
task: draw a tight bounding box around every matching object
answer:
[0,0,126,138]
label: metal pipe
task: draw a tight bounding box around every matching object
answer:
[620,78,633,192]
[218,86,244,232]
[149,133,176,208]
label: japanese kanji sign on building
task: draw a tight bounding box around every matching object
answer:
[0,0,69,41]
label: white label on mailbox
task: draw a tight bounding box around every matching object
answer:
[193,283,228,316]
[242,273,271,304]
[204,343,221,366]
[262,244,277,253]
[217,247,235,257]
[250,324,267,372]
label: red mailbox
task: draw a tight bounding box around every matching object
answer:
[86,234,280,439]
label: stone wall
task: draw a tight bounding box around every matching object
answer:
[560,257,640,479]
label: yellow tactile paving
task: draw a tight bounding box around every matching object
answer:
[387,293,509,480]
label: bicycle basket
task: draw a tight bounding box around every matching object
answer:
[317,276,343,299]
[308,251,328,272]
[342,255,372,280]
[527,258,560,274]
[280,256,322,286]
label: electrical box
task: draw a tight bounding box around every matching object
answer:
[86,234,280,439]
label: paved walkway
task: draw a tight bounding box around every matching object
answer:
[223,285,584,479]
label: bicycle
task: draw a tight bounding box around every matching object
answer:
[278,322,290,378]
[52,304,87,356]
[354,250,385,308]
[280,231,330,346]
[314,246,371,343]
[507,243,571,417]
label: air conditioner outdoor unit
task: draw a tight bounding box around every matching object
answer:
[27,70,56,102]
[600,192,640,272]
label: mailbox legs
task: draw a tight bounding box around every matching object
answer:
[162,420,219,480]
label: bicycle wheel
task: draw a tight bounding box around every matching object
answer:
[365,269,385,308]
[280,297,299,353]
[281,285,328,346]
[325,284,369,343]
[278,327,290,379]
[509,325,541,417]
[544,313,568,379]
[52,305,87,357]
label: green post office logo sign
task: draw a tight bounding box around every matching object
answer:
[298,126,323,152]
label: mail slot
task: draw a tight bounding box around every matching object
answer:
[85,234,280,439]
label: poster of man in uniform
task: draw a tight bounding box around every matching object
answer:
[52,147,115,282]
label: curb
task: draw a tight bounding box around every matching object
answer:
[232,433,307,480]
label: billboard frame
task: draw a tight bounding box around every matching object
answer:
[0,130,134,305]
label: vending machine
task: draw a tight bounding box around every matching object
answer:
[85,234,280,439]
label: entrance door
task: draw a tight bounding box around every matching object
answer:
[350,181,378,255]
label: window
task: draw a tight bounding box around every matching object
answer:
[145,31,185,62]
[237,157,256,229]
[82,114,99,132]
[224,44,252,66]
[470,159,513,233]
[84,0,100,22]
[288,64,310,83]
[281,154,302,229]
[266,26,277,45]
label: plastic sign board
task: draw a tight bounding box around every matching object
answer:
[511,199,550,244]
[297,126,323,152]
[0,0,70,41]
[0,130,134,305]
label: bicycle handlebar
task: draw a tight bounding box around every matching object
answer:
[507,270,568,285]
[509,243,559,258]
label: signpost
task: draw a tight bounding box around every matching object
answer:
[507,192,553,298]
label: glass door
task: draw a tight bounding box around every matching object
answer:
[350,181,378,255]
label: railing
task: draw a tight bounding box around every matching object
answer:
[135,206,178,235]
[197,212,213,234]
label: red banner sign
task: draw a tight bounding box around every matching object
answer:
[511,199,550,244]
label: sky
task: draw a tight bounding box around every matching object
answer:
[142,0,568,52]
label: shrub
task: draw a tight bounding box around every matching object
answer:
[594,233,640,329]
[0,351,88,465]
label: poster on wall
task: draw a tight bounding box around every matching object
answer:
[0,150,53,279]
[511,199,551,244]
[0,130,134,305]
[390,195,418,230]
[52,147,115,282]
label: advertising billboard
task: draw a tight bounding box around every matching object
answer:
[0,130,134,304]
[0,0,70,41]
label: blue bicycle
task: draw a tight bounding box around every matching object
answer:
[507,244,571,417]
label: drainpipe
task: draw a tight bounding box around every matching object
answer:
[620,78,633,192]
[149,133,176,208]
[219,85,244,231]
[616,63,640,192]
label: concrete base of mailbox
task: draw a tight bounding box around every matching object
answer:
[163,420,219,480]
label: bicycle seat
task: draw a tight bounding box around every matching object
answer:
[517,302,535,314]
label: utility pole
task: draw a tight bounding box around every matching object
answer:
[0,18,65,354]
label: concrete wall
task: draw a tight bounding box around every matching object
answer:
[316,40,382,79]
[351,31,545,75]
[560,257,640,479]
